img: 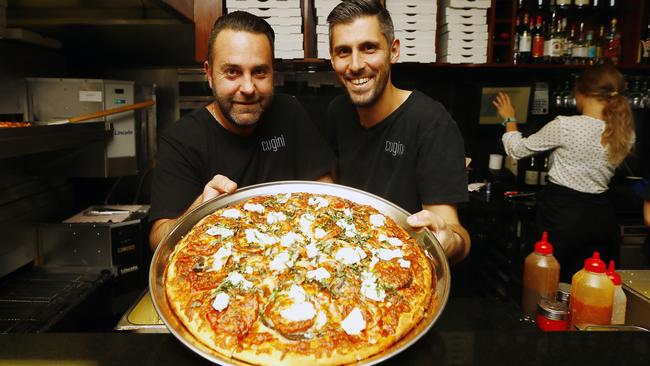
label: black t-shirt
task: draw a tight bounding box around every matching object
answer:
[150,94,336,221]
[328,90,468,214]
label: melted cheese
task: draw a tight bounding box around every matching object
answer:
[245,229,278,246]
[212,292,229,312]
[220,209,242,219]
[308,196,329,209]
[206,226,234,238]
[299,214,315,238]
[243,203,265,213]
[305,242,320,258]
[266,211,287,225]
[315,311,328,328]
[307,267,331,281]
[369,214,385,227]
[336,219,358,238]
[280,232,302,247]
[270,251,293,271]
[280,301,316,322]
[398,258,411,268]
[378,234,403,247]
[288,284,306,303]
[314,228,327,239]
[226,271,253,289]
[334,247,361,265]
[360,271,386,301]
[341,308,366,335]
[209,243,232,271]
[377,248,404,261]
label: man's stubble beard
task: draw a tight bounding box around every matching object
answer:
[214,92,274,129]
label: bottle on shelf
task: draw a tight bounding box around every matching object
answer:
[565,23,577,64]
[524,156,539,186]
[574,0,590,8]
[519,15,534,64]
[532,15,546,63]
[539,156,549,185]
[640,20,650,64]
[555,0,572,9]
[513,15,522,64]
[596,24,606,63]
[573,22,588,64]
[592,0,603,7]
[606,260,627,325]
[522,232,561,320]
[586,30,597,65]
[569,252,614,328]
[603,17,622,64]
[552,17,566,64]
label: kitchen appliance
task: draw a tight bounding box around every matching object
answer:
[619,270,650,330]
[149,181,451,366]
[26,78,156,177]
[38,205,150,314]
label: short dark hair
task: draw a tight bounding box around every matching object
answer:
[326,0,394,47]
[207,11,275,65]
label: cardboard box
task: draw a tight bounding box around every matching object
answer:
[265,17,303,26]
[276,50,305,59]
[386,3,437,13]
[396,30,437,41]
[227,7,301,17]
[393,18,437,31]
[443,14,486,24]
[441,0,491,8]
[440,23,488,33]
[227,0,300,8]
[271,24,302,34]
[439,53,487,63]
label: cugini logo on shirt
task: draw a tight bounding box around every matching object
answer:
[261,134,286,152]
[385,140,405,156]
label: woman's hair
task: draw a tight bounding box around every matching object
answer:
[575,64,635,166]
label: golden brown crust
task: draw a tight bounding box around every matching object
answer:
[164,192,434,365]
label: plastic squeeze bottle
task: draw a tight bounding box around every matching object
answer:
[606,260,627,325]
[569,252,614,328]
[522,232,560,320]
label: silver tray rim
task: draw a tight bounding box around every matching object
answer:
[149,181,451,366]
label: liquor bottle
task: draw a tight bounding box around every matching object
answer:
[543,14,555,63]
[513,15,522,64]
[565,23,576,64]
[603,17,622,64]
[549,17,565,64]
[555,0,571,8]
[574,0,590,7]
[586,31,597,65]
[524,156,539,186]
[539,157,549,185]
[532,15,546,63]
[572,22,588,65]
[640,20,650,64]
[519,15,534,64]
[596,25,606,63]
[607,0,617,8]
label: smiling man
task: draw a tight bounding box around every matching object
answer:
[149,11,335,250]
[327,0,470,264]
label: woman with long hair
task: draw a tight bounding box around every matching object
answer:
[493,64,635,281]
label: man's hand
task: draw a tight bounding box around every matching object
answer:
[149,174,238,252]
[202,174,238,203]
[406,205,470,265]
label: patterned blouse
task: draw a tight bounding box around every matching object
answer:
[502,115,626,194]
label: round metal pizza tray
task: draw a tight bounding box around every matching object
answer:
[150,181,451,366]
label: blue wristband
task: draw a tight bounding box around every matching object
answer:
[501,117,517,126]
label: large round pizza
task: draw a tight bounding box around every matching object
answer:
[164,192,435,365]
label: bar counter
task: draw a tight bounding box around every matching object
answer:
[0,296,648,366]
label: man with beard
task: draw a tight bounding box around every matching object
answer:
[149,11,335,250]
[327,0,470,264]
